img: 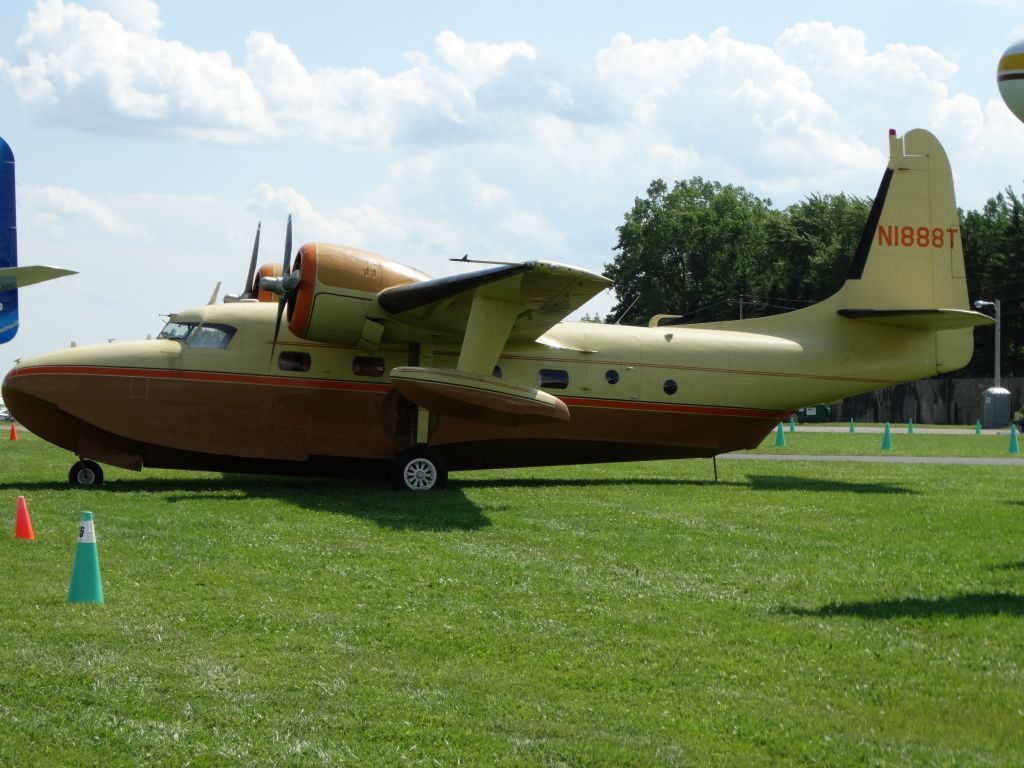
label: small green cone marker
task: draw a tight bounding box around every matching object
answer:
[1011,424,1020,455]
[68,511,104,604]
[907,418,914,434]
[849,419,855,433]
[775,422,785,447]
[881,422,892,451]
[789,416,796,433]
[976,419,982,435]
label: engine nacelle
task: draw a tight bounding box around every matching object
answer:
[287,243,430,343]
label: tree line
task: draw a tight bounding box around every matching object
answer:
[602,178,1023,378]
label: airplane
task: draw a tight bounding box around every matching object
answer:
[0,135,77,343]
[1,128,994,490]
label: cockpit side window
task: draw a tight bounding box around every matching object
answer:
[190,324,236,349]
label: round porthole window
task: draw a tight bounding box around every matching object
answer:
[663,379,678,395]
[605,369,619,385]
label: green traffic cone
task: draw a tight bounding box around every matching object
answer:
[1011,424,1020,455]
[775,422,786,447]
[68,511,103,604]
[789,416,796,433]
[881,422,892,451]
[849,418,855,433]
[975,420,982,435]
[908,418,914,434]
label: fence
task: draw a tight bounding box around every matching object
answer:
[832,377,1022,425]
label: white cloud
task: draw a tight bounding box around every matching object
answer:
[23,184,138,236]
[0,4,991,205]
[1,0,270,140]
[92,0,162,35]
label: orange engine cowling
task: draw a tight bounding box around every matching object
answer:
[286,243,431,343]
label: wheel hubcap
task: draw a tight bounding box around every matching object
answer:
[404,458,436,490]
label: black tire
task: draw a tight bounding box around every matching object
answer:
[391,446,447,491]
[69,459,104,487]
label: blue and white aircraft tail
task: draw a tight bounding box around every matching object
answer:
[0,136,76,343]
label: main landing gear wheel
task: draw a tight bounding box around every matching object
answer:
[69,460,104,487]
[391,446,448,491]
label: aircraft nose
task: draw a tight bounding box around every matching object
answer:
[2,366,38,418]
[2,364,61,432]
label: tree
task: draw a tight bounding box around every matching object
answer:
[960,188,1024,378]
[604,178,777,325]
[604,179,868,325]
[763,193,871,310]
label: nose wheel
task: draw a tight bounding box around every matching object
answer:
[69,459,104,487]
[391,446,447,491]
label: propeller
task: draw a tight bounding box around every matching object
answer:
[259,215,302,364]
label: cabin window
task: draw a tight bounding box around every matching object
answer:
[539,369,569,390]
[492,366,502,379]
[157,321,196,342]
[663,379,678,395]
[353,356,386,377]
[605,369,619,385]
[279,351,311,372]
[190,324,236,350]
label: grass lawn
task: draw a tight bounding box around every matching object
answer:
[1,433,1022,766]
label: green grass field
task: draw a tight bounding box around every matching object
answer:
[1,432,1022,766]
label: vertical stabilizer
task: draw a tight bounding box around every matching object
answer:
[0,137,17,343]
[842,129,965,310]
[835,129,991,371]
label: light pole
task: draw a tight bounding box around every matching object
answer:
[973,299,1001,388]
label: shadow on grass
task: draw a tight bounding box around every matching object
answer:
[0,476,491,532]
[745,475,916,494]
[992,560,1024,571]
[781,592,1024,619]
[450,477,743,490]
[452,475,914,495]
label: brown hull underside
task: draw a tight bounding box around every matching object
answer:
[3,371,780,476]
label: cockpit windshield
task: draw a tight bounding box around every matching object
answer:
[157,321,195,342]
[157,321,236,349]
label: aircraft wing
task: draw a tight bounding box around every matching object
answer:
[378,261,610,338]
[376,260,611,374]
[0,266,77,291]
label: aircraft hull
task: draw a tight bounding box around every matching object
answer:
[2,360,786,475]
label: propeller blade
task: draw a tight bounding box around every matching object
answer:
[269,214,294,366]
[244,221,261,297]
[269,294,287,365]
[283,214,293,275]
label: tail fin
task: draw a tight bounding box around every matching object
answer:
[0,136,76,343]
[0,136,17,343]
[835,128,992,371]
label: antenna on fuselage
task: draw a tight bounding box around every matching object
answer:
[612,293,641,325]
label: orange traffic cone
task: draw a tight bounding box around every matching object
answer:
[15,496,34,540]
[9,422,17,441]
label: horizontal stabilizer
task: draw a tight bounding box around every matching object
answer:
[837,308,994,331]
[0,265,77,290]
[390,366,570,424]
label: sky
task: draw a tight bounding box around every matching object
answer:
[2,0,1024,367]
